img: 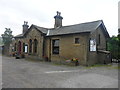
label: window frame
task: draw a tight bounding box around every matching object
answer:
[98,34,100,45]
[89,39,96,52]
[29,39,32,53]
[52,39,59,54]
[24,44,28,53]
[75,38,80,44]
[23,43,25,52]
[14,43,16,51]
[34,39,38,53]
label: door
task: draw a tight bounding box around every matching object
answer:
[49,38,51,61]
[18,41,21,54]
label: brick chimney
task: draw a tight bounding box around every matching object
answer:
[22,21,29,34]
[54,11,63,28]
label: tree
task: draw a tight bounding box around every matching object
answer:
[107,35,120,59]
[0,37,3,45]
[1,28,13,45]
[118,29,120,59]
[118,28,120,35]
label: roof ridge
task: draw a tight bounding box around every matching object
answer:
[14,33,24,38]
[32,24,54,30]
[32,24,48,29]
[61,20,102,28]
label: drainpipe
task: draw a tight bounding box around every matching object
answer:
[42,35,45,57]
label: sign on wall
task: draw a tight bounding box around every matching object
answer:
[90,39,96,51]
[25,45,28,53]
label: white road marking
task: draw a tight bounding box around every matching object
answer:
[45,70,80,74]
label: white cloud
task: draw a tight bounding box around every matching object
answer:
[0,0,119,36]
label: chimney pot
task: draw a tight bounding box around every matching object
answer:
[23,21,29,34]
[54,11,63,28]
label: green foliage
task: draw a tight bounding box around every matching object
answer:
[1,28,13,45]
[0,37,3,45]
[118,29,120,35]
[107,35,120,59]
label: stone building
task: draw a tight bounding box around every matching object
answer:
[12,11,111,65]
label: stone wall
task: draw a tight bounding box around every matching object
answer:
[14,27,45,60]
[87,25,110,65]
[45,33,89,65]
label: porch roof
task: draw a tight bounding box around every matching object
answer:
[98,50,110,54]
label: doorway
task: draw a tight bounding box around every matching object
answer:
[18,41,21,54]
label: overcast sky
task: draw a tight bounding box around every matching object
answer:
[0,0,119,36]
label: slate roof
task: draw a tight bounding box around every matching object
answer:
[32,24,48,34]
[98,50,110,54]
[14,24,48,38]
[14,34,24,38]
[47,20,103,36]
[14,20,109,38]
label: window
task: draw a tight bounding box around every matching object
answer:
[18,41,21,54]
[90,39,96,51]
[23,43,25,52]
[23,43,28,53]
[34,39,38,53]
[12,46,14,52]
[98,34,100,45]
[52,39,59,54]
[14,43,16,51]
[75,38,80,44]
[24,45,28,53]
[29,39,32,53]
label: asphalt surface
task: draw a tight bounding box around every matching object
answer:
[2,55,119,88]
